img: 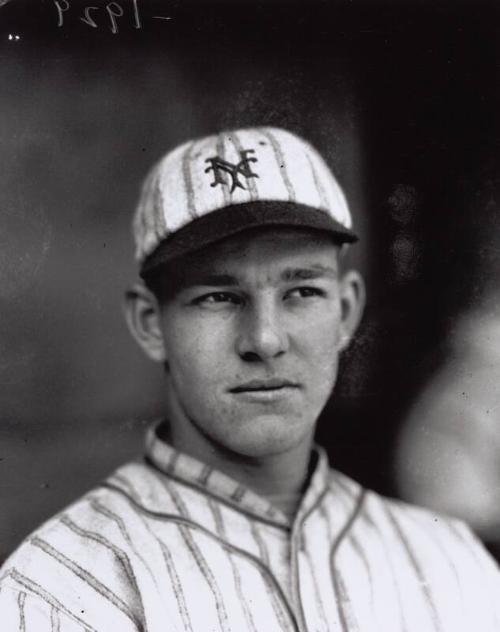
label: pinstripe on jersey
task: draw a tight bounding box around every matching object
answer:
[1,422,500,631]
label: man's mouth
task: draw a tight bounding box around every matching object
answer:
[230,379,299,393]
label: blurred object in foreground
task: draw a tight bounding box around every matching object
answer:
[397,309,500,544]
[396,175,500,559]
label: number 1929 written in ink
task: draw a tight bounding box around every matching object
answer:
[53,0,171,34]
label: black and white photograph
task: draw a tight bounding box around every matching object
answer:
[0,0,499,629]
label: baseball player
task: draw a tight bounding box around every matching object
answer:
[1,127,500,631]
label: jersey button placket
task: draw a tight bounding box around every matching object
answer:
[290,521,309,632]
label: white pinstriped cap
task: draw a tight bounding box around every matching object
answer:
[134,127,358,276]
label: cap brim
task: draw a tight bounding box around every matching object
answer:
[140,201,358,278]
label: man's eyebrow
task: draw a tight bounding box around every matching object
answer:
[280,265,337,282]
[178,266,337,289]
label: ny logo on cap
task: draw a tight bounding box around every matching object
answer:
[205,149,258,193]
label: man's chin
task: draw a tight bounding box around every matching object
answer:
[220,413,315,459]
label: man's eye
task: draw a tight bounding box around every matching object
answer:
[194,292,242,306]
[285,287,326,300]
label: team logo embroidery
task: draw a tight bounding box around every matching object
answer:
[204,149,258,193]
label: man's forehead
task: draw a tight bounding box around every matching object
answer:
[166,227,340,288]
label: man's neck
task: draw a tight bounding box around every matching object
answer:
[162,422,314,515]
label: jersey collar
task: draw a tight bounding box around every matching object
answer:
[143,420,332,529]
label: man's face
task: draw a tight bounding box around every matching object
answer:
[144,228,362,459]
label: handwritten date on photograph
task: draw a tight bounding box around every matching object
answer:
[53,0,171,34]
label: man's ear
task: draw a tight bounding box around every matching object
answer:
[123,282,167,363]
[337,270,366,352]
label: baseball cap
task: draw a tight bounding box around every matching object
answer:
[133,126,358,277]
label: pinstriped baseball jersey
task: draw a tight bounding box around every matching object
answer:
[1,424,500,631]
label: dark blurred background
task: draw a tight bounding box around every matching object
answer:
[1,0,498,561]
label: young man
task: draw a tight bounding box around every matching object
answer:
[1,127,499,631]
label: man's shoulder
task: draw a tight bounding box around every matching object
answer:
[0,458,159,629]
[328,466,470,536]
[363,483,480,551]
[1,459,160,584]
[328,468,500,582]
[322,468,500,629]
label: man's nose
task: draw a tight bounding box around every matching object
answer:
[236,298,289,362]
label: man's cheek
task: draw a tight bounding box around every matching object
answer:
[296,314,339,343]
[307,332,339,361]
[312,348,340,388]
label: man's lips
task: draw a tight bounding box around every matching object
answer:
[229,379,300,393]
